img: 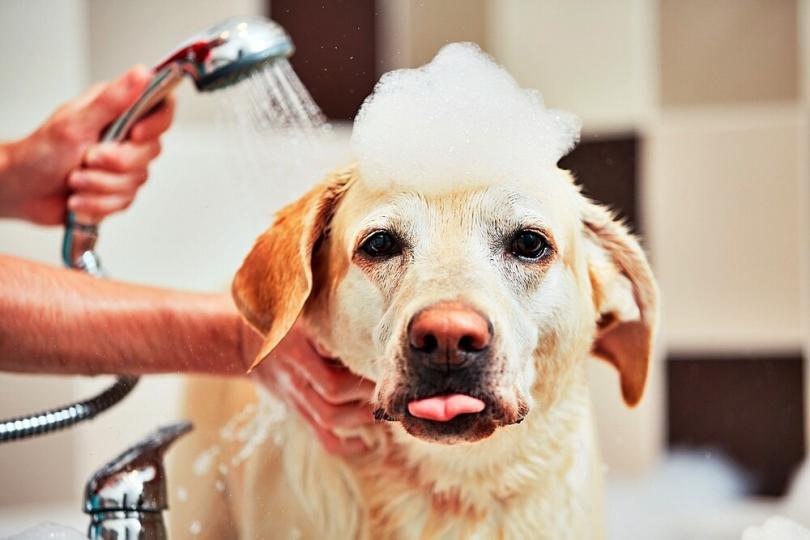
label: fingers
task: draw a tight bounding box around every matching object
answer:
[79,65,153,130]
[68,168,147,195]
[251,320,376,455]
[67,192,135,220]
[84,140,161,173]
[289,400,369,457]
[129,96,176,142]
[253,365,370,456]
[284,367,373,429]
[288,343,375,405]
[65,139,158,222]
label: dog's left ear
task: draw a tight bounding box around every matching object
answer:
[232,168,354,370]
[583,201,659,407]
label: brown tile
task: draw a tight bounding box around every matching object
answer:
[272,0,377,121]
[559,134,640,234]
[660,0,799,105]
[667,352,806,496]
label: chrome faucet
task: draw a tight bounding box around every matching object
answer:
[83,421,192,540]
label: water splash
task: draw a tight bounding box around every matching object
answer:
[192,388,287,481]
[214,58,338,217]
[217,58,327,135]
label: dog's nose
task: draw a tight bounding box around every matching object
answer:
[408,302,492,371]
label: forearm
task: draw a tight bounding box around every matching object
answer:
[0,254,246,376]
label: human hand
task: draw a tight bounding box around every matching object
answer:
[0,65,175,225]
[249,321,375,456]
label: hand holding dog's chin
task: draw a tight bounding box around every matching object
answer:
[249,320,375,456]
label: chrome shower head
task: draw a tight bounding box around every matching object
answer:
[160,15,294,92]
[98,15,295,146]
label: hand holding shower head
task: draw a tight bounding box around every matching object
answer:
[99,16,295,147]
[64,15,303,272]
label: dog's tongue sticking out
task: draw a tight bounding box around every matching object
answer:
[408,394,485,422]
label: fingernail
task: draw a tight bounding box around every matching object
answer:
[67,195,82,211]
[85,143,113,166]
[127,64,151,89]
[85,147,100,166]
[68,171,84,188]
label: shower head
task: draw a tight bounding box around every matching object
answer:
[65,14,302,272]
[99,15,294,145]
[159,15,294,92]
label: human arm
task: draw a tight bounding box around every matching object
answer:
[0,254,374,453]
[0,254,246,375]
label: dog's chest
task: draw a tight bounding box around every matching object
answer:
[355,469,594,540]
[351,428,602,539]
[238,397,603,540]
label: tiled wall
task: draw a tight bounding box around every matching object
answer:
[480,0,808,477]
[651,0,807,490]
[660,0,799,106]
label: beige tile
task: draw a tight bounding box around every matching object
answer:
[485,0,655,128]
[644,107,805,349]
[377,0,486,71]
[660,0,799,105]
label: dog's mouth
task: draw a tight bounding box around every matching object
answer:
[406,393,486,422]
[375,387,525,444]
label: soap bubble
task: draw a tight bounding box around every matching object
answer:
[352,42,580,191]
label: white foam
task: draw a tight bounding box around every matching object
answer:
[351,42,580,190]
[6,523,85,540]
[742,517,810,540]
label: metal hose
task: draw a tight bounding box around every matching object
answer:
[0,377,138,443]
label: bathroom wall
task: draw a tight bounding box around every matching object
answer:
[485,0,656,131]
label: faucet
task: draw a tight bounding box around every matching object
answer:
[83,421,192,540]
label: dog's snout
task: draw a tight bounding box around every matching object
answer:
[408,303,492,371]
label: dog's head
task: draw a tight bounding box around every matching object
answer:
[232,165,657,445]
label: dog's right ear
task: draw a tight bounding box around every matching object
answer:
[232,168,354,370]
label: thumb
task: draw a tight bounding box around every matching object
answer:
[78,64,153,131]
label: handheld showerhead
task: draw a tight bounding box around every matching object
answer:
[174,15,294,92]
[64,15,306,272]
[99,16,295,150]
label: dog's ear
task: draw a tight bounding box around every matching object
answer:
[583,201,658,407]
[232,169,354,370]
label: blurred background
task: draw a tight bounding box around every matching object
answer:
[0,1,807,538]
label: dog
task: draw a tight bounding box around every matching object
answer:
[171,157,657,538]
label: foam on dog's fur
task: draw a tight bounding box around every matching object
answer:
[351,43,581,189]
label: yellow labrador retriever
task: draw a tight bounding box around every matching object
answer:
[172,159,657,539]
[172,42,657,539]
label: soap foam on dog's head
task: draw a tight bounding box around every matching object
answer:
[351,43,581,191]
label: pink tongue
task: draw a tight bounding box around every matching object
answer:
[407,394,485,422]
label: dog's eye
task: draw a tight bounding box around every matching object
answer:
[510,230,550,261]
[360,231,401,258]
